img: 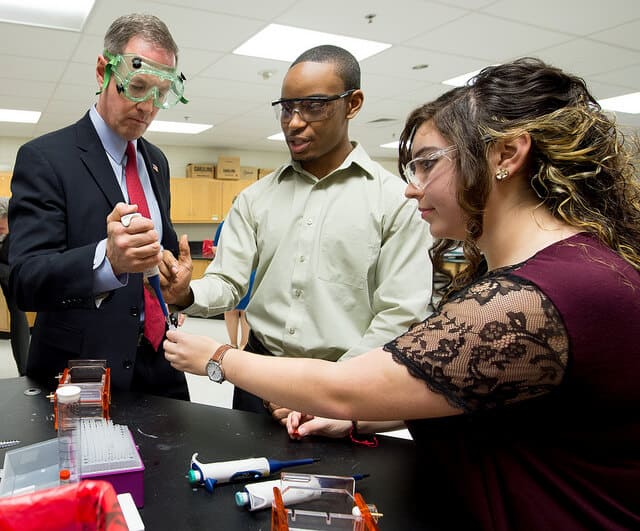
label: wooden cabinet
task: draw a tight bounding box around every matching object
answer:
[0,172,11,197]
[0,291,9,332]
[170,178,257,223]
[170,178,223,223]
[0,289,36,333]
[192,259,211,280]
[221,179,255,218]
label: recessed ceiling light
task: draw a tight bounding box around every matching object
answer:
[258,69,276,80]
[380,141,399,149]
[234,24,391,62]
[267,132,285,141]
[0,108,40,123]
[599,92,640,114]
[0,0,95,31]
[147,121,212,134]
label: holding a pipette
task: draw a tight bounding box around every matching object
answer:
[8,14,189,397]
[121,212,174,331]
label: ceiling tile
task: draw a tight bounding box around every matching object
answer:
[0,0,638,160]
[277,0,468,42]
[533,39,640,77]
[405,13,571,60]
[0,22,81,59]
[590,19,640,51]
[484,0,640,35]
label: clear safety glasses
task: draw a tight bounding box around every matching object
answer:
[403,145,458,189]
[99,51,188,109]
[271,89,356,123]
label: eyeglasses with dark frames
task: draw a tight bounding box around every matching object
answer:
[271,89,357,123]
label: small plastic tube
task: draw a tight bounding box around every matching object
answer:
[56,385,82,482]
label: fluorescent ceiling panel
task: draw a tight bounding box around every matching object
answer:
[234,24,391,63]
[0,0,95,31]
[0,108,41,123]
[147,121,212,134]
[267,132,285,141]
[380,141,399,149]
[442,65,498,87]
[599,92,640,114]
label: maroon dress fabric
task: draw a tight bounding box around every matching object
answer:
[384,234,640,530]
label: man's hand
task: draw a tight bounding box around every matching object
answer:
[160,234,194,307]
[106,203,162,276]
[263,402,293,426]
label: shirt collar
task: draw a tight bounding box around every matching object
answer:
[89,105,135,164]
[276,141,376,182]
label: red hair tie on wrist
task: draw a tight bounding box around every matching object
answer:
[349,421,378,448]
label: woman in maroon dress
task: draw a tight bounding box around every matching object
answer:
[164,57,640,530]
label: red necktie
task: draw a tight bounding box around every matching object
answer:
[125,141,166,351]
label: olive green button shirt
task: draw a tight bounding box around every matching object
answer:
[186,142,433,361]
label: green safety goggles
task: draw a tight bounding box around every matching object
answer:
[98,51,188,109]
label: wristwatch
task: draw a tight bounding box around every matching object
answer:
[206,344,233,383]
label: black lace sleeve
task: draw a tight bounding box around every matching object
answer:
[384,272,569,413]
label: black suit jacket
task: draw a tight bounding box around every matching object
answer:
[9,112,180,391]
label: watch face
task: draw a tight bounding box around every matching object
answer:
[207,360,223,382]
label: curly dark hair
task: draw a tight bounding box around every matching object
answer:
[399,57,640,300]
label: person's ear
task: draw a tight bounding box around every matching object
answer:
[96,55,107,88]
[494,133,532,178]
[345,89,364,120]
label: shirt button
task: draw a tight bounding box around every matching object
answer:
[123,360,133,370]
[299,256,305,262]
[129,307,139,317]
[288,328,295,335]
[306,219,313,225]
[294,289,302,297]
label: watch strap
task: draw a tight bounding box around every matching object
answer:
[211,343,233,364]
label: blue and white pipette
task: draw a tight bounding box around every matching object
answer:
[121,213,173,329]
[188,453,319,492]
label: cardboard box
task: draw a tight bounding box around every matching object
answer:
[216,156,240,180]
[186,163,215,179]
[258,168,275,179]
[239,166,259,181]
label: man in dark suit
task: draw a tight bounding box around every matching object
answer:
[8,13,189,399]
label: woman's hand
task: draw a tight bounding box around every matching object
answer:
[286,411,351,440]
[163,329,218,376]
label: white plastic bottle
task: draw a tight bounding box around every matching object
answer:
[56,385,82,483]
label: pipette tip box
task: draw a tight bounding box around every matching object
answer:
[80,420,145,508]
[0,420,145,508]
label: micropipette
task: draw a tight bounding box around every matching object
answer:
[188,453,319,493]
[121,213,173,330]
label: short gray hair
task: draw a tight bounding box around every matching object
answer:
[0,197,8,218]
[103,13,179,64]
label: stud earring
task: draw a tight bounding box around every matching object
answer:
[495,168,509,181]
